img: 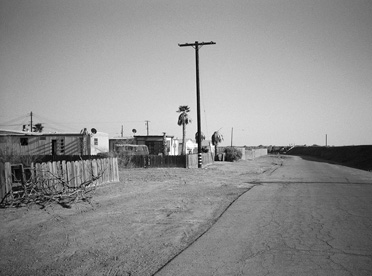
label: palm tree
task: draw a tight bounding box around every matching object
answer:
[177,105,191,155]
[195,132,205,142]
[211,130,224,160]
[32,123,44,133]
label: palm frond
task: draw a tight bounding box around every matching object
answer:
[177,111,191,126]
[211,131,224,145]
[177,105,190,113]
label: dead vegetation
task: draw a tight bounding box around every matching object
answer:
[0,156,107,209]
[1,170,102,209]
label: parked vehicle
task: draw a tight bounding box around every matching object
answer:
[114,144,149,155]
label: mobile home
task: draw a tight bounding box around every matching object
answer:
[0,129,108,156]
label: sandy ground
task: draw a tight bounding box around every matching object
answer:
[0,155,282,276]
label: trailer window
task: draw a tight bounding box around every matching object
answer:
[20,138,28,146]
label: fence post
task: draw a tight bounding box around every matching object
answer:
[74,161,81,187]
[92,159,98,185]
[0,163,7,201]
[60,161,66,186]
[66,161,72,188]
[80,160,85,186]
[113,157,119,182]
[4,162,12,199]
[104,158,109,183]
[98,159,103,183]
[83,160,89,184]
[108,158,112,182]
[51,161,57,188]
[41,163,48,190]
[110,158,115,181]
[97,159,103,185]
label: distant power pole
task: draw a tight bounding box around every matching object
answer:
[145,120,150,136]
[178,41,216,168]
[30,111,33,132]
[231,127,233,147]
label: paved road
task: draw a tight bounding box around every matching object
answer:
[155,156,372,276]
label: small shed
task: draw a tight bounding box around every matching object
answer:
[134,134,178,155]
[178,139,214,155]
[108,137,135,152]
[90,132,109,155]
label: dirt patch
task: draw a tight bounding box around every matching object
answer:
[0,156,281,276]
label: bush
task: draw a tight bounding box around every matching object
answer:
[224,147,242,162]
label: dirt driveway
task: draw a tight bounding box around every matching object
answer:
[0,155,282,276]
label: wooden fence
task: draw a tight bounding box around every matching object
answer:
[245,148,268,160]
[0,158,119,202]
[119,155,187,168]
[186,153,214,168]
[118,153,214,169]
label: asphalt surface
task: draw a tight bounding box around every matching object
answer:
[155,156,372,276]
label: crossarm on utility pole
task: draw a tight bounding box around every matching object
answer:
[178,41,216,47]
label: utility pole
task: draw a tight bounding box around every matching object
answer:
[145,120,150,136]
[30,111,33,132]
[231,127,233,147]
[178,41,216,168]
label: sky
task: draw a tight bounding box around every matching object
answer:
[1,0,371,147]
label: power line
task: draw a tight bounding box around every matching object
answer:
[199,58,209,140]
[0,124,24,127]
[145,120,150,135]
[0,113,29,125]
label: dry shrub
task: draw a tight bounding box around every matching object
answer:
[224,147,243,162]
[0,151,106,209]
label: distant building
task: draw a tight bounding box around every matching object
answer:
[134,135,178,155]
[109,134,179,155]
[108,137,135,152]
[90,132,109,155]
[177,139,214,155]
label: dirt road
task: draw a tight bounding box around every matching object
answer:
[0,156,281,276]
